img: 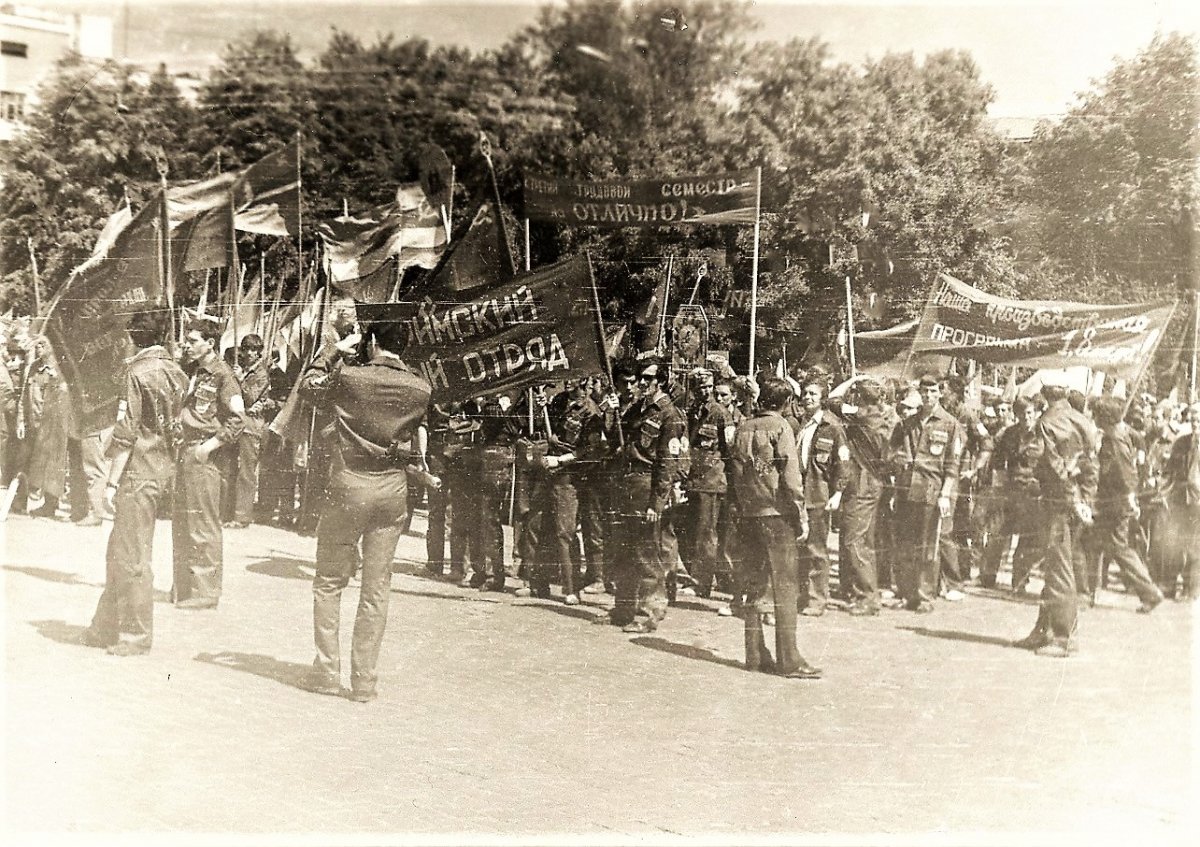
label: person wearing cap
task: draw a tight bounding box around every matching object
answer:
[80,306,187,656]
[298,307,432,701]
[471,395,519,592]
[1161,403,1200,600]
[442,403,482,585]
[889,374,965,613]
[681,368,733,599]
[837,379,892,615]
[727,376,821,679]
[1090,397,1164,613]
[1012,372,1097,657]
[172,316,246,609]
[795,376,847,616]
[598,361,688,633]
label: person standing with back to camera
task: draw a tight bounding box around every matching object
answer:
[298,305,431,702]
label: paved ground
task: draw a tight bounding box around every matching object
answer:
[2,507,1195,842]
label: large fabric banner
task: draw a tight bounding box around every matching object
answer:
[319,184,447,284]
[45,196,164,436]
[906,273,1176,381]
[378,255,606,403]
[523,169,758,227]
[851,318,920,378]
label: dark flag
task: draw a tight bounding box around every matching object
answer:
[45,195,165,436]
[376,254,606,404]
[411,203,514,298]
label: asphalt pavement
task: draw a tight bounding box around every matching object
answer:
[2,507,1195,843]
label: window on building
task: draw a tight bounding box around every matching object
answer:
[1,41,29,58]
[1,91,26,122]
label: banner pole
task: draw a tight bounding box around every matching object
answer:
[659,255,673,357]
[26,238,41,317]
[586,253,623,447]
[295,130,305,305]
[524,218,531,273]
[229,193,241,368]
[748,166,762,377]
[845,273,857,377]
[156,160,174,345]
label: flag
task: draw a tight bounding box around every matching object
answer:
[220,277,264,353]
[319,184,448,286]
[408,204,513,299]
[633,271,670,354]
[336,256,397,304]
[45,195,166,435]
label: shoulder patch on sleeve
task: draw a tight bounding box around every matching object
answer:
[952,436,963,458]
[976,422,989,437]
[228,394,245,416]
[838,444,850,462]
[669,437,682,456]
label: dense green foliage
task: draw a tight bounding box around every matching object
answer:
[1,1,1196,379]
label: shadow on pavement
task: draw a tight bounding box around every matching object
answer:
[194,651,315,693]
[245,556,314,581]
[391,586,505,604]
[898,625,1016,649]
[4,564,103,588]
[515,600,604,622]
[29,619,91,646]
[629,635,745,670]
[667,599,720,613]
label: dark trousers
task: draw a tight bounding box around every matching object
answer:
[233,421,264,524]
[684,491,724,595]
[425,482,448,571]
[532,473,578,594]
[172,447,226,603]
[257,432,297,523]
[611,472,670,623]
[447,472,475,578]
[312,464,407,695]
[1033,509,1077,639]
[939,489,974,589]
[1164,499,1200,598]
[741,515,804,673]
[875,486,898,592]
[474,482,507,583]
[576,473,608,586]
[88,477,162,648]
[838,482,882,603]
[1071,518,1103,597]
[1096,510,1163,604]
[799,507,831,609]
[1142,504,1171,592]
[896,500,941,607]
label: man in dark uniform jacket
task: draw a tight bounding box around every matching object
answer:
[837,379,892,615]
[82,307,187,655]
[979,397,1046,592]
[299,308,432,702]
[727,376,821,679]
[1091,397,1164,612]
[889,374,964,613]
[939,378,993,599]
[173,317,246,609]
[1162,403,1200,600]
[599,361,688,633]
[795,377,847,616]
[1013,374,1097,657]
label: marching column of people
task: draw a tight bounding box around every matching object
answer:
[5,304,1191,691]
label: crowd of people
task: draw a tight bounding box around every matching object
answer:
[2,306,1198,699]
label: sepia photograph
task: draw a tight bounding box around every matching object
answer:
[1,0,1197,843]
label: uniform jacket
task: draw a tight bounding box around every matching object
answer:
[1163,430,1200,507]
[797,410,847,508]
[301,352,431,473]
[727,409,804,520]
[1096,423,1139,514]
[840,405,892,494]
[623,390,688,512]
[179,354,246,445]
[890,404,965,505]
[1033,398,1098,510]
[240,358,278,423]
[111,346,187,482]
[687,398,732,495]
[992,422,1042,497]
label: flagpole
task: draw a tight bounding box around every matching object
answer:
[295,130,305,305]
[659,255,673,357]
[26,238,41,317]
[157,158,175,345]
[845,274,857,376]
[1191,290,1199,402]
[748,165,762,377]
[524,219,531,272]
[479,132,516,276]
[228,193,241,368]
[587,253,623,447]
